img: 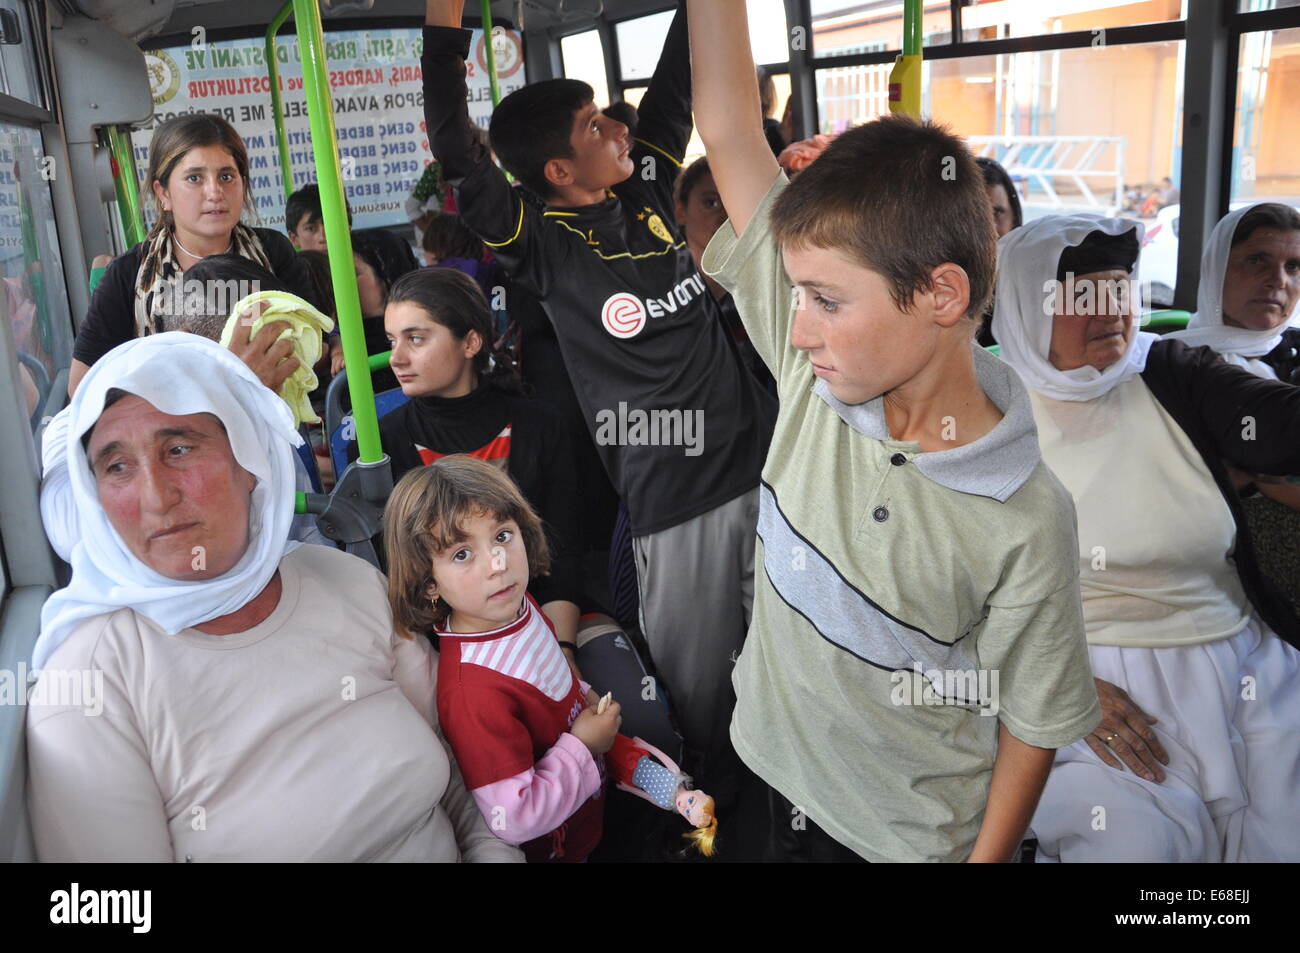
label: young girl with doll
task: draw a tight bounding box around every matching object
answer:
[383,456,717,862]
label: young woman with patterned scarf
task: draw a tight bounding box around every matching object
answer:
[68,113,319,396]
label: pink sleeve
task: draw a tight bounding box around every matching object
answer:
[469,732,602,845]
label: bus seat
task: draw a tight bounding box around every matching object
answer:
[16,352,50,428]
[326,365,410,479]
[296,424,323,494]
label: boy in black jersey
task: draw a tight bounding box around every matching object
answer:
[421,0,776,792]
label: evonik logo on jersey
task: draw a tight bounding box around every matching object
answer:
[599,274,708,339]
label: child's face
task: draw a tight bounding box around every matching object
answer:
[354,254,387,316]
[674,172,728,260]
[385,301,479,399]
[553,101,633,194]
[290,214,327,252]
[430,510,530,633]
[782,244,944,405]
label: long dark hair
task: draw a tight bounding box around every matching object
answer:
[975,156,1023,230]
[387,267,524,395]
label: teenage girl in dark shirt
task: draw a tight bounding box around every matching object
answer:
[69,113,317,395]
[358,267,585,654]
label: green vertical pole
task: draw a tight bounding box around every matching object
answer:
[266,0,296,201]
[479,0,502,107]
[293,0,381,464]
[100,126,146,247]
[903,0,921,56]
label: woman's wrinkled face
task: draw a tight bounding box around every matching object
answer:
[1221,227,1300,332]
[1048,269,1135,373]
[86,395,257,580]
[355,254,388,316]
[153,145,245,242]
[986,183,1015,238]
[385,301,479,399]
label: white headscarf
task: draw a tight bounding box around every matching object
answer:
[992,214,1158,402]
[1166,204,1300,377]
[34,333,303,670]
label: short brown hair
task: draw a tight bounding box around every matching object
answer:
[383,456,551,636]
[770,114,996,321]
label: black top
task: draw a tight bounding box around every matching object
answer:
[421,8,776,536]
[73,227,319,367]
[1141,338,1300,648]
[352,382,584,609]
[1261,327,1300,384]
[763,117,787,157]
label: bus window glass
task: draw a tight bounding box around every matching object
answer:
[961,0,1184,42]
[0,122,73,427]
[134,27,521,232]
[620,84,706,164]
[0,0,45,108]
[562,29,610,110]
[813,0,954,58]
[1238,1,1300,10]
[817,40,1186,305]
[747,0,791,65]
[1231,27,1300,211]
[616,10,675,82]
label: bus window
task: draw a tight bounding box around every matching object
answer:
[561,28,610,108]
[0,122,73,429]
[0,0,46,108]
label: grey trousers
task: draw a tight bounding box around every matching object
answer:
[632,488,758,774]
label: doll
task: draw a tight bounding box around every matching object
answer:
[601,695,718,856]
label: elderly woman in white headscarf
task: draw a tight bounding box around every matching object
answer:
[27,333,521,862]
[992,215,1300,862]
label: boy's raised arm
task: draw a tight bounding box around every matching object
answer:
[629,1,691,195]
[422,1,561,296]
[689,0,781,237]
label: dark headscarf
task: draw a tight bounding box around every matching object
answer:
[1055,228,1139,283]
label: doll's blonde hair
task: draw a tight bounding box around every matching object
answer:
[682,795,718,857]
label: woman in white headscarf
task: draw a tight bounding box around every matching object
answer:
[1168,203,1300,380]
[27,333,520,863]
[1168,204,1300,612]
[992,214,1300,862]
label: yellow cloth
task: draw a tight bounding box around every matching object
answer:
[220,291,334,425]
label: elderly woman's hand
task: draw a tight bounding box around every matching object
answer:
[228,309,300,391]
[1086,678,1169,782]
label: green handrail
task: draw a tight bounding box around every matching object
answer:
[1142,308,1191,330]
[293,0,381,463]
[266,0,296,201]
[100,125,146,247]
[480,0,502,107]
[902,0,922,56]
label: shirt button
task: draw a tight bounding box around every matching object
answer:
[890,453,907,466]
[872,506,889,522]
